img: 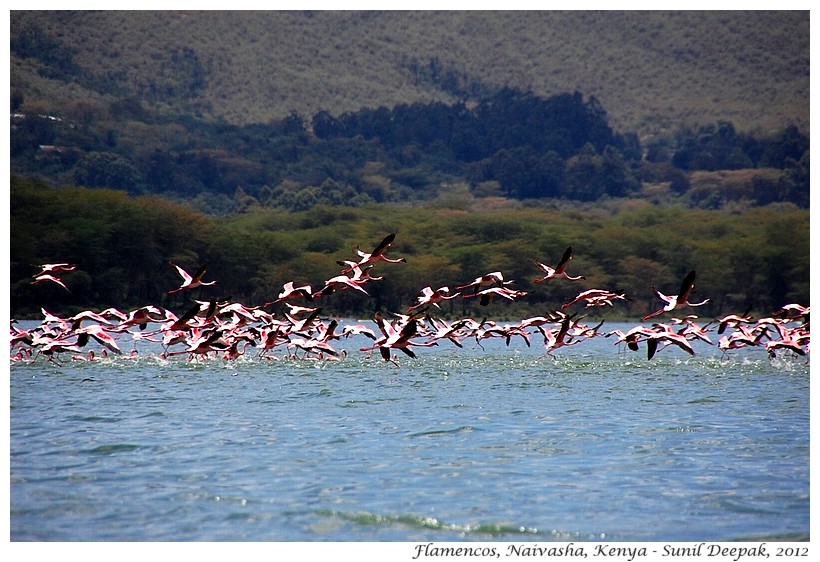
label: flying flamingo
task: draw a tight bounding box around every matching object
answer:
[538,316,580,358]
[456,271,513,295]
[605,325,656,352]
[223,338,255,360]
[646,330,696,360]
[462,286,528,306]
[341,233,406,274]
[642,270,710,321]
[408,286,461,313]
[765,322,809,359]
[717,324,769,355]
[361,312,437,364]
[561,288,627,309]
[421,316,471,348]
[341,324,378,341]
[533,246,585,283]
[312,272,372,298]
[716,312,754,334]
[339,262,384,284]
[31,273,71,292]
[265,281,314,307]
[120,305,172,330]
[74,324,123,355]
[37,263,77,274]
[168,263,217,294]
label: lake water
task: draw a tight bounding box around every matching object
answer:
[9,322,810,543]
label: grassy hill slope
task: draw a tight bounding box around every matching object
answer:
[10,10,809,138]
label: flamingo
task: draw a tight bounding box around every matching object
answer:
[408,286,461,312]
[361,312,437,364]
[284,306,324,335]
[646,331,696,360]
[74,324,123,355]
[672,317,714,345]
[313,272,372,298]
[167,329,232,359]
[538,316,580,358]
[561,288,627,309]
[31,273,70,292]
[336,261,385,284]
[37,262,77,274]
[462,286,528,306]
[765,322,809,358]
[341,233,406,274]
[533,246,585,283]
[223,338,255,360]
[69,309,117,329]
[642,270,710,321]
[568,319,606,340]
[168,263,217,294]
[421,316,475,348]
[718,324,769,355]
[167,303,204,331]
[716,312,754,334]
[120,305,171,330]
[265,281,314,307]
[478,322,531,347]
[456,271,511,294]
[772,303,810,318]
[287,337,339,359]
[605,325,656,352]
[341,324,378,340]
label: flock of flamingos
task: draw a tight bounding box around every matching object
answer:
[11,233,810,366]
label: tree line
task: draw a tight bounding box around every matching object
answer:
[11,86,809,214]
[11,175,808,322]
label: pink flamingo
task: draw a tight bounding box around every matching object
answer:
[287,337,339,359]
[561,288,627,309]
[168,263,217,294]
[313,272,372,298]
[456,271,511,294]
[538,316,580,358]
[120,305,171,330]
[31,273,70,292]
[265,281,314,306]
[718,324,769,354]
[646,330,696,360]
[765,322,809,358]
[34,263,77,287]
[341,233,406,274]
[408,286,461,313]
[462,286,528,306]
[75,324,123,355]
[605,325,657,352]
[533,246,585,283]
[37,262,77,274]
[361,313,437,364]
[341,324,378,341]
[222,337,255,360]
[421,316,469,348]
[716,312,754,334]
[642,270,710,321]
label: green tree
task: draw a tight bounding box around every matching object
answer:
[74,151,140,190]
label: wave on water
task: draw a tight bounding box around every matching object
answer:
[313,509,557,539]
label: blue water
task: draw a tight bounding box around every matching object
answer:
[9,322,810,542]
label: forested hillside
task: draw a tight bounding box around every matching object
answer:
[11,176,809,321]
[10,87,811,214]
[10,10,809,214]
[10,11,809,135]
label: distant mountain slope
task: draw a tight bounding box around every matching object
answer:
[10,10,809,138]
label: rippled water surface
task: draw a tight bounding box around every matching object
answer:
[10,323,810,542]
